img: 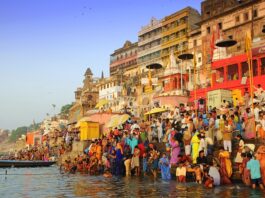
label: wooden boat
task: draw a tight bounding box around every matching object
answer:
[0,160,56,168]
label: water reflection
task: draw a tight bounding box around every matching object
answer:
[0,166,264,198]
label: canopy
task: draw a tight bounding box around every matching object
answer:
[107,114,130,128]
[146,63,163,70]
[144,107,168,115]
[75,122,81,128]
[95,99,109,109]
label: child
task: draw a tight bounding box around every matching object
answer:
[176,162,186,183]
[124,155,132,176]
[204,171,214,188]
[142,153,148,176]
[246,153,264,190]
[194,165,203,184]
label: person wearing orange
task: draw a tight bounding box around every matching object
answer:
[95,142,102,161]
[218,147,232,184]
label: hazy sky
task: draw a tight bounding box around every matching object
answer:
[0,0,201,130]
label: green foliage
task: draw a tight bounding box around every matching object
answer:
[28,123,41,131]
[60,103,73,115]
[8,123,41,142]
[9,126,28,142]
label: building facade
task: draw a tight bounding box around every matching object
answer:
[110,41,138,77]
[189,0,265,102]
[137,7,201,109]
[68,68,99,123]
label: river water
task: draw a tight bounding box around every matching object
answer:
[0,166,264,198]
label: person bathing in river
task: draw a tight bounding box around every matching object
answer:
[159,153,171,180]
[246,153,265,190]
[176,162,186,183]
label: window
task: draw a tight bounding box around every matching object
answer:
[216,67,224,83]
[228,35,233,39]
[218,22,222,30]
[235,16,240,23]
[253,9,258,18]
[198,57,202,63]
[193,39,197,47]
[253,60,258,76]
[241,62,249,77]
[244,12,249,21]
[207,26,211,34]
[228,64,238,80]
[261,57,265,75]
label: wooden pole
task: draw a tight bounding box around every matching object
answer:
[193,50,197,116]
[246,32,256,139]
[246,32,254,113]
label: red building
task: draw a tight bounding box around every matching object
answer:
[189,44,265,102]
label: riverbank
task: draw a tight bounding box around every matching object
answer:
[0,140,20,153]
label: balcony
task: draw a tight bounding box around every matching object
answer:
[138,34,162,46]
[161,23,187,38]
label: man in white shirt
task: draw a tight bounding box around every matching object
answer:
[254,84,264,97]
[208,162,220,186]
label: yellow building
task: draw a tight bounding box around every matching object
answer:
[136,7,201,115]
[161,7,201,67]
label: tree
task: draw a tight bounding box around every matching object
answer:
[9,126,28,142]
[60,103,73,115]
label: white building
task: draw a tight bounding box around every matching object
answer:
[97,76,123,111]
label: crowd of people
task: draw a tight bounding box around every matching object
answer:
[7,85,265,190]
[60,85,265,190]
[4,145,56,161]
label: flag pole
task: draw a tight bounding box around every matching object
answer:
[246,32,254,113]
[193,50,197,116]
[246,32,255,140]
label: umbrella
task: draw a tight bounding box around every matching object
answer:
[95,99,109,109]
[144,107,168,115]
[178,53,193,60]
[146,63,163,70]
[107,114,130,128]
[215,39,237,47]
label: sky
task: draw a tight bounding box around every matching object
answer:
[0,0,202,130]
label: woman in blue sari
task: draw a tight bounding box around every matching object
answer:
[115,143,124,175]
[159,153,171,180]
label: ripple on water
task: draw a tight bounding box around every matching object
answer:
[0,167,265,198]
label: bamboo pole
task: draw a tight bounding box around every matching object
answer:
[193,50,197,116]
[246,32,256,139]
[246,32,254,113]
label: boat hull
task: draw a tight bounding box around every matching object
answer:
[0,160,56,168]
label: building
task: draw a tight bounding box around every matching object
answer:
[68,68,99,124]
[97,75,123,111]
[138,17,163,73]
[188,27,205,90]
[137,7,201,109]
[189,0,265,103]
[110,41,138,77]
[160,7,201,68]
